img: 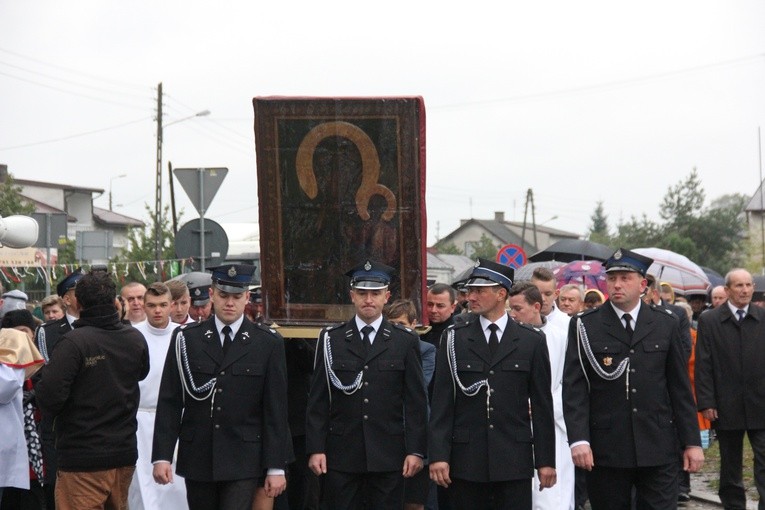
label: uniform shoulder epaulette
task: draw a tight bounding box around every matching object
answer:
[452,316,473,329]
[390,322,418,337]
[575,307,599,318]
[516,321,544,335]
[179,321,201,331]
[254,322,281,337]
[649,303,675,316]
[320,322,347,338]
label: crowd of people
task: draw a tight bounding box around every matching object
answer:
[0,249,762,510]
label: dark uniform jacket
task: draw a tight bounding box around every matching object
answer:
[563,302,700,468]
[151,316,293,481]
[429,314,555,483]
[34,316,74,483]
[695,303,765,430]
[305,318,427,473]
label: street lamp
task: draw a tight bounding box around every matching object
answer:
[154,81,209,265]
[109,173,127,211]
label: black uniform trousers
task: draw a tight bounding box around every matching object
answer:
[586,462,677,510]
[322,469,402,510]
[448,477,531,510]
[185,478,259,510]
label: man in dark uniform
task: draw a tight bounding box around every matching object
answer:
[182,271,214,322]
[33,267,84,509]
[306,260,427,509]
[152,264,293,510]
[563,248,704,510]
[429,258,556,510]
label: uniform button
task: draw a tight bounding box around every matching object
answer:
[629,349,635,354]
[630,369,636,373]
[363,415,368,420]
[216,406,221,411]
[363,398,369,403]
[632,408,638,413]
[514,364,519,368]
[655,344,659,349]
[631,389,636,393]
[489,407,494,411]
[603,346,608,351]
[364,382,369,386]
[489,424,494,429]
[490,389,495,394]
[364,365,369,370]
[489,370,495,375]
[466,364,471,368]
[217,388,223,393]
[220,371,225,376]
[215,424,220,429]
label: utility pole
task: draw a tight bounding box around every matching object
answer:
[154,82,163,265]
[520,189,538,251]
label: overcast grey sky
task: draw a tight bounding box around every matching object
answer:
[1,1,763,247]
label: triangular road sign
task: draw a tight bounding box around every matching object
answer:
[173,167,229,215]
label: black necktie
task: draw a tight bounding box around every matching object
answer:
[222,325,233,356]
[488,323,499,357]
[623,313,634,340]
[737,309,746,322]
[361,325,374,348]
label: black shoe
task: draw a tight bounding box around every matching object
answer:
[678,491,690,502]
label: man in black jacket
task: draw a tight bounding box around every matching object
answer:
[306,260,427,509]
[429,259,556,509]
[696,268,765,509]
[36,269,150,510]
[152,264,293,510]
[563,248,703,510]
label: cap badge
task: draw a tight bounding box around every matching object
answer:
[603,356,613,367]
[194,288,201,296]
[614,249,623,260]
[228,266,237,278]
[364,260,372,271]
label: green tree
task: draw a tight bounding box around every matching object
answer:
[437,242,463,255]
[470,234,499,260]
[0,173,35,216]
[588,200,610,244]
[116,204,180,284]
[612,214,663,248]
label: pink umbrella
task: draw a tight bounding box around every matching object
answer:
[633,247,710,296]
[553,260,608,295]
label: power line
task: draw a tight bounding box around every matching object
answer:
[430,53,765,111]
[0,46,147,91]
[0,59,151,101]
[0,117,152,151]
[0,70,149,111]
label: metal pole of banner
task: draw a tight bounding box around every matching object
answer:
[45,213,51,297]
[759,126,764,274]
[199,168,206,272]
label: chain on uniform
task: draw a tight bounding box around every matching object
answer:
[175,330,219,415]
[37,328,50,363]
[446,328,493,420]
[576,317,631,399]
[322,330,364,399]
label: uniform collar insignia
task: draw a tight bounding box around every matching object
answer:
[242,331,249,339]
[205,329,213,337]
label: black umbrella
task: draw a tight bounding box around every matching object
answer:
[700,266,725,288]
[528,239,613,263]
